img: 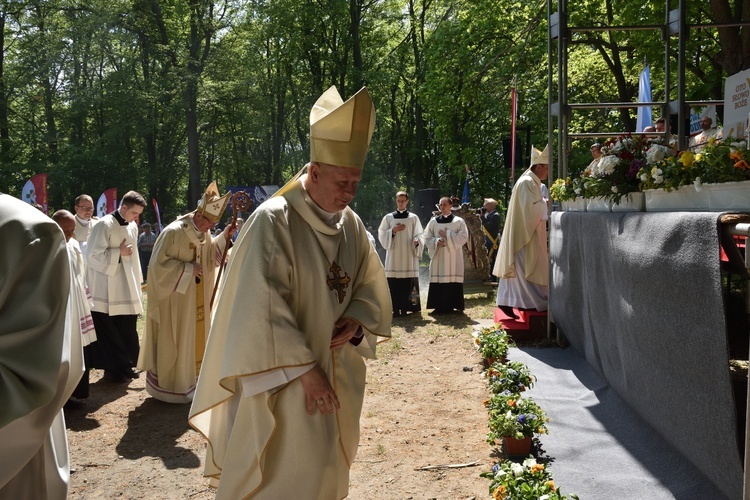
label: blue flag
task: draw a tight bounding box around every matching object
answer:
[637,65,652,132]
[462,178,469,204]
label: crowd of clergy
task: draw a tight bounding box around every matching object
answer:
[1,80,551,498]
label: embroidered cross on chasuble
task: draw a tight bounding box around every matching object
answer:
[326,260,351,304]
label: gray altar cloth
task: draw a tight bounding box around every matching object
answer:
[549,211,742,499]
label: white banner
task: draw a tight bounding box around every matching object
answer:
[723,69,750,139]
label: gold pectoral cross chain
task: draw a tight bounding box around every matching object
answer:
[326,260,351,304]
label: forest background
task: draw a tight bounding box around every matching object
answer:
[0,0,745,226]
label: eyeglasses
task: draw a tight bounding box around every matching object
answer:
[76,205,94,211]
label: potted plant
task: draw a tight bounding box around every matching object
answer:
[485,394,549,455]
[473,325,514,368]
[480,457,580,500]
[486,360,535,395]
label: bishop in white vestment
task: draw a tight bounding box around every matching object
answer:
[189,86,391,499]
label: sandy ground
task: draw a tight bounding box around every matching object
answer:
[65,297,498,499]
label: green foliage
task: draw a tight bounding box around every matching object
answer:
[486,393,549,441]
[472,325,514,361]
[0,0,741,222]
[480,458,579,500]
[486,360,535,395]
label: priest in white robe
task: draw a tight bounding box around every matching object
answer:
[493,145,550,319]
[53,210,97,407]
[0,194,83,499]
[189,86,391,499]
[73,194,98,264]
[423,197,469,314]
[137,182,233,403]
[85,191,146,383]
[378,191,424,316]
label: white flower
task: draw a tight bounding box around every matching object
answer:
[510,462,524,477]
[654,175,664,184]
[574,187,581,195]
[640,173,648,182]
[598,155,618,175]
[646,144,670,165]
[611,186,619,193]
[522,457,537,469]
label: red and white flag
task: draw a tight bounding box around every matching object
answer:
[21,173,48,213]
[97,188,118,218]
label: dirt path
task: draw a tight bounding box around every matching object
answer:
[66,305,496,499]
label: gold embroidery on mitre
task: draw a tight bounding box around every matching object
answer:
[196,181,231,224]
[326,260,351,304]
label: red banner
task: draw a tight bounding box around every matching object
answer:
[97,188,118,218]
[152,198,163,232]
[22,173,48,213]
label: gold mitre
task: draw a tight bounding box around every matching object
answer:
[196,181,231,224]
[530,144,550,167]
[310,86,376,169]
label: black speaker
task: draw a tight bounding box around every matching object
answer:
[502,137,523,169]
[414,188,441,225]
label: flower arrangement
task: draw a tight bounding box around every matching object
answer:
[693,138,750,184]
[480,458,580,500]
[582,134,649,202]
[485,393,549,441]
[549,178,578,202]
[486,360,535,395]
[473,325,514,364]
[636,146,693,192]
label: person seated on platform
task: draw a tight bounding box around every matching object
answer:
[494,145,550,320]
[689,112,722,152]
[423,196,469,314]
[655,117,677,149]
[584,142,601,175]
[378,191,424,316]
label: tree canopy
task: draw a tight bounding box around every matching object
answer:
[0,0,742,225]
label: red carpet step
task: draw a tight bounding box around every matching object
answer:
[494,307,548,342]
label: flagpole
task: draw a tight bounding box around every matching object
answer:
[510,82,518,183]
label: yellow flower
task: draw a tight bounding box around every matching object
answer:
[695,153,703,162]
[680,151,694,167]
[492,485,507,500]
[730,150,744,162]
[708,137,716,146]
[545,480,556,492]
[508,399,517,408]
[531,464,545,474]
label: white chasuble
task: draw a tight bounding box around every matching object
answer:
[493,168,549,287]
[189,177,391,499]
[137,215,227,403]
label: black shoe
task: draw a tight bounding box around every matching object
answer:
[499,305,519,320]
[64,398,85,410]
[103,370,128,383]
[121,368,140,379]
